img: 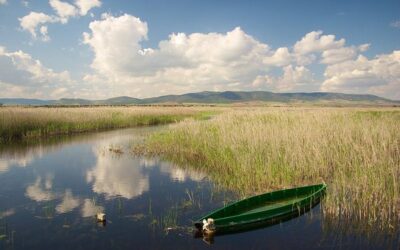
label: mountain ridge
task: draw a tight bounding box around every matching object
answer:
[0,91,398,106]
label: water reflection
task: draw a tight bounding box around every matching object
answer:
[81,199,104,218]
[0,127,398,249]
[86,132,207,199]
[0,140,62,174]
[0,153,34,173]
[56,190,80,214]
[87,155,150,200]
[159,161,206,182]
[0,209,15,219]
[25,176,55,202]
[0,127,211,222]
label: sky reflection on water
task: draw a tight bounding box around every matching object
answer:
[0,127,398,249]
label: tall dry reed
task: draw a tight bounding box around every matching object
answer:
[141,108,400,232]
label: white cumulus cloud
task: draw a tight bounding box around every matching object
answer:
[322,51,400,99]
[75,0,101,15]
[49,0,79,23]
[9,10,400,100]
[293,30,347,65]
[80,15,399,99]
[252,65,315,91]
[0,46,74,98]
[19,0,102,41]
[82,13,274,97]
[19,12,57,41]
[294,30,345,55]
[263,47,292,67]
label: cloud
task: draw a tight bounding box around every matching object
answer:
[252,65,316,91]
[9,10,400,99]
[80,15,399,99]
[320,44,370,64]
[19,12,57,41]
[49,0,101,23]
[83,13,149,76]
[75,0,101,16]
[0,46,74,98]
[0,0,7,5]
[294,30,345,55]
[279,65,315,91]
[263,47,292,67]
[82,14,274,97]
[390,20,400,28]
[49,0,79,23]
[19,0,102,40]
[321,51,400,99]
[293,30,347,65]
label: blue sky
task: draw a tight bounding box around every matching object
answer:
[0,0,399,99]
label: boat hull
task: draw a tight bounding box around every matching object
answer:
[194,183,326,234]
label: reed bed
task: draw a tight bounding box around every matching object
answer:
[139,107,400,232]
[0,106,212,143]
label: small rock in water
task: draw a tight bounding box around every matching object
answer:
[96,213,106,222]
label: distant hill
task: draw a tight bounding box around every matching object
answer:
[0,98,51,106]
[0,91,398,106]
[142,91,397,104]
[96,96,141,105]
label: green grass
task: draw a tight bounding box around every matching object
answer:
[136,107,400,232]
[0,106,215,143]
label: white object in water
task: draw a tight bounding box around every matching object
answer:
[96,213,106,222]
[202,218,215,233]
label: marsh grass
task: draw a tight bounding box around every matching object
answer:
[139,107,400,232]
[0,106,213,143]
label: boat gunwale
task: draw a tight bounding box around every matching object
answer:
[215,191,324,228]
[195,183,326,227]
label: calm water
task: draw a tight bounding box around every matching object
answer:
[0,127,398,250]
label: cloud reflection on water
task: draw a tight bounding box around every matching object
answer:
[56,189,80,214]
[81,199,104,217]
[2,127,207,221]
[25,175,55,202]
[0,153,35,173]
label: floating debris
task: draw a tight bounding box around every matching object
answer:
[202,218,215,233]
[96,213,106,222]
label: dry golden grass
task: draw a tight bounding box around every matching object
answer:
[140,107,400,232]
[0,106,215,143]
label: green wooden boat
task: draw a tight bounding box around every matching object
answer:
[194,183,326,234]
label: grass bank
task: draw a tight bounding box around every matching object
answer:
[137,107,400,232]
[0,106,214,143]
